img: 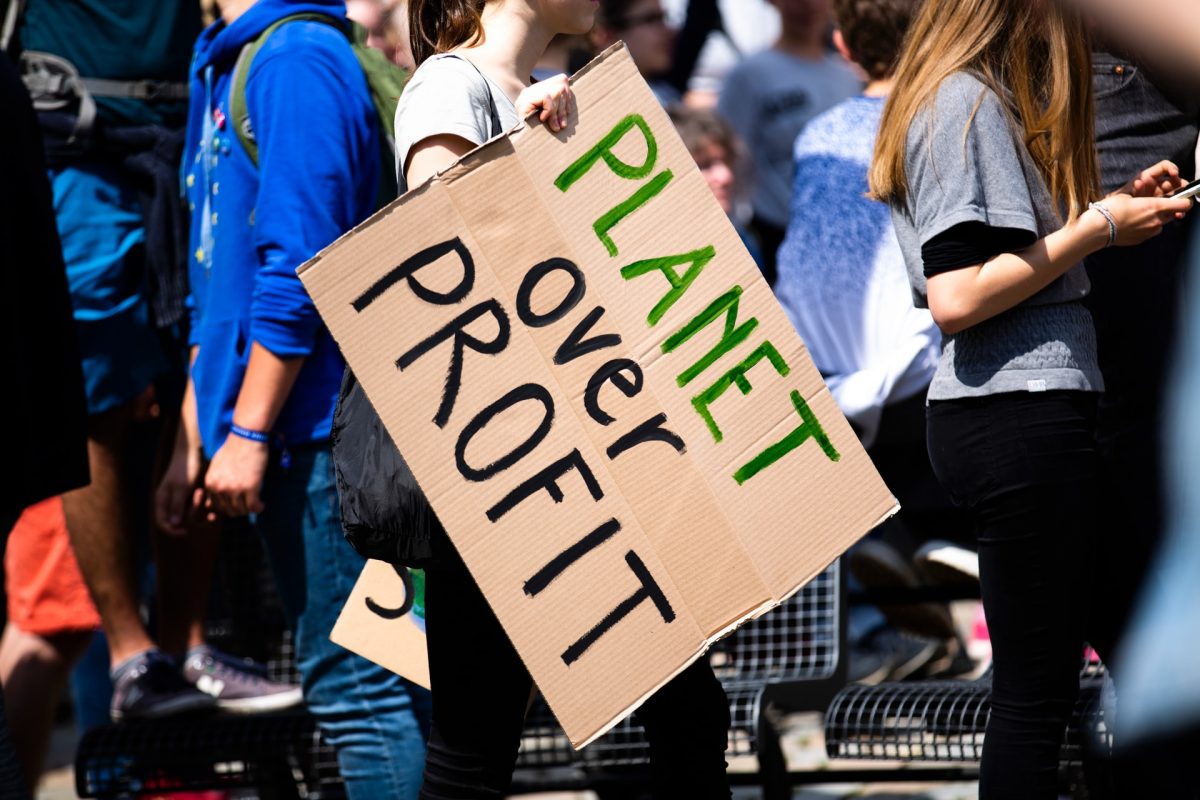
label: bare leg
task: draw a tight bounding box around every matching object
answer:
[60,401,155,668]
[150,402,221,658]
[0,626,92,789]
[154,520,220,657]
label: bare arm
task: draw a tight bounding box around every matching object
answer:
[928,165,1194,335]
[405,133,478,189]
[202,343,304,518]
[927,210,1111,334]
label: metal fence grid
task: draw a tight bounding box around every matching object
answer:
[78,537,841,794]
[824,663,1108,764]
[75,712,346,799]
[516,562,841,768]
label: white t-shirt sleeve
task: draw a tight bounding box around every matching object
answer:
[394,56,496,189]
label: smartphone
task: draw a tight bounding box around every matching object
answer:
[1167,180,1200,201]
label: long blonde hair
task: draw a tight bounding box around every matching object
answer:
[869,0,1099,221]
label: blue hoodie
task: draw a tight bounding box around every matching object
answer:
[183,0,378,457]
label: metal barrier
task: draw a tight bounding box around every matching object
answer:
[512,562,844,798]
[824,662,1109,765]
[76,529,846,798]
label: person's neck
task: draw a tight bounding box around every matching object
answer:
[863,78,893,98]
[467,4,553,98]
[774,21,825,60]
[219,0,255,25]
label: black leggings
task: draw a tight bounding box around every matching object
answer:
[927,391,1103,799]
[419,541,733,799]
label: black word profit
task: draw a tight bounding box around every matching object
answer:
[352,236,684,666]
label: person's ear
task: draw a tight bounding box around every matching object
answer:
[832,28,853,64]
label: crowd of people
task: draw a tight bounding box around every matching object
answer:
[1,0,1198,798]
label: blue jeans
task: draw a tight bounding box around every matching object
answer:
[257,442,431,799]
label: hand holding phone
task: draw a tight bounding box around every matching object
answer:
[1167,180,1200,202]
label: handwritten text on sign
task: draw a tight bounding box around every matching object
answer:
[302,45,893,747]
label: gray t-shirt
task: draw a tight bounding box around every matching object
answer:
[718,49,861,227]
[891,71,1103,400]
[393,54,521,194]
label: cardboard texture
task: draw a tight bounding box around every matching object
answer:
[300,44,897,747]
[331,562,430,690]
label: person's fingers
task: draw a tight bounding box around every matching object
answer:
[155,484,185,535]
[191,486,207,516]
[246,487,265,515]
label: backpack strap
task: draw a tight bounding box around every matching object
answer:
[229,12,343,166]
[1,0,24,54]
[441,54,503,139]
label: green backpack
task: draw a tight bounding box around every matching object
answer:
[229,13,409,207]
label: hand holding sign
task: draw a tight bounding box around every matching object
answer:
[303,45,896,747]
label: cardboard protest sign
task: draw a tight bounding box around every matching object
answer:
[331,562,429,690]
[300,43,897,747]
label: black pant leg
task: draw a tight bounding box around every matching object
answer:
[419,540,533,800]
[927,394,1098,800]
[635,658,732,799]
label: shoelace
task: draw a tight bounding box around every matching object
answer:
[196,650,273,684]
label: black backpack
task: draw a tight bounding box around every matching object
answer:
[332,56,502,567]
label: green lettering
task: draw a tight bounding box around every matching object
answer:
[621,245,716,326]
[733,391,840,484]
[555,114,658,192]
[594,170,673,257]
[663,286,758,387]
[692,341,789,442]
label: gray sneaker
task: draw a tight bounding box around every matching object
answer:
[182,645,304,714]
[110,649,217,722]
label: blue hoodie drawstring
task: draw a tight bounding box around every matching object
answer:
[198,65,216,276]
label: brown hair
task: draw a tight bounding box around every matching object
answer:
[407,0,487,65]
[832,0,917,81]
[668,106,742,166]
[869,0,1099,222]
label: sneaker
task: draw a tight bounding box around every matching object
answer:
[182,645,303,714]
[849,539,956,640]
[110,649,218,722]
[914,540,980,585]
[881,629,942,682]
[849,627,940,684]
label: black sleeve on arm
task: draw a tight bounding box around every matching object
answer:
[922,221,1038,278]
[666,0,723,95]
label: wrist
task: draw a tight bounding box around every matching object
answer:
[1085,202,1117,249]
[229,423,272,445]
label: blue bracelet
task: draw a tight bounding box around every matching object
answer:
[230,423,272,444]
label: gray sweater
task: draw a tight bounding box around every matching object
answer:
[891,72,1103,400]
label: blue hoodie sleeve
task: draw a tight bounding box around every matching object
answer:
[244,24,377,357]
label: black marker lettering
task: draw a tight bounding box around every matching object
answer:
[584,359,643,425]
[353,237,475,311]
[554,306,621,365]
[517,258,585,328]
[606,413,685,460]
[397,299,510,428]
[486,448,604,522]
[561,551,675,666]
[525,518,622,596]
[365,565,415,619]
[455,384,554,482]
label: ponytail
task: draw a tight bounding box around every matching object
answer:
[408,0,488,65]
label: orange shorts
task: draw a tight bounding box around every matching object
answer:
[5,497,100,636]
